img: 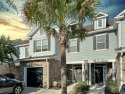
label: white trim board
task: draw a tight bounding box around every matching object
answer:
[67,61,84,64]
[88,59,115,63]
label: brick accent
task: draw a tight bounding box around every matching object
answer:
[49,59,61,87]
[20,59,61,89]
[0,64,20,79]
[20,60,48,88]
[107,63,112,79]
[115,54,121,88]
[67,65,72,82]
[122,53,125,84]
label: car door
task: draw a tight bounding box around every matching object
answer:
[0,75,8,93]
[0,75,14,93]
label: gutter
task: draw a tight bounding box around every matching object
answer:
[115,15,125,20]
[87,26,116,35]
[19,54,57,61]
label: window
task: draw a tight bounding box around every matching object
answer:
[96,35,106,49]
[42,39,49,51]
[93,34,109,50]
[98,19,102,27]
[0,75,6,82]
[25,46,29,57]
[69,39,79,52]
[34,40,41,52]
[34,39,50,52]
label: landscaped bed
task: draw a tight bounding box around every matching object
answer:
[105,79,120,94]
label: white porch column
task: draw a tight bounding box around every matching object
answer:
[112,62,115,81]
[82,63,84,81]
[89,63,91,85]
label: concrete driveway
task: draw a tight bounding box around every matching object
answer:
[22,83,76,94]
[22,87,60,94]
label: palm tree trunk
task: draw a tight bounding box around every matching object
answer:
[60,33,67,94]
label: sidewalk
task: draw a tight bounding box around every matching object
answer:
[87,84,105,94]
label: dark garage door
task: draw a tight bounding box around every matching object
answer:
[27,67,43,88]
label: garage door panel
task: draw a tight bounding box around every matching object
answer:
[27,67,43,88]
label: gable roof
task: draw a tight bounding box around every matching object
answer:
[27,25,39,38]
[17,40,29,47]
[115,9,125,20]
[96,12,108,17]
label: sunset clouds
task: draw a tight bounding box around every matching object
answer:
[0,0,30,40]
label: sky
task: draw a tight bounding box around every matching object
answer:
[0,0,30,40]
[0,0,125,40]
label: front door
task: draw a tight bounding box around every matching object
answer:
[95,67,103,83]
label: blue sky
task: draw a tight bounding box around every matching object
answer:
[0,0,125,39]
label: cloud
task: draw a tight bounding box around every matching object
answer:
[0,12,30,39]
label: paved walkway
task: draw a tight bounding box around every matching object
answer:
[87,84,105,94]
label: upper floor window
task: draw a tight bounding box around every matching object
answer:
[34,39,50,52]
[98,19,102,27]
[68,39,79,53]
[93,34,109,50]
[25,46,29,57]
[42,39,48,51]
[96,35,106,49]
[34,40,41,52]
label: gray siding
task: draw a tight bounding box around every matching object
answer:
[66,31,117,62]
[121,19,125,47]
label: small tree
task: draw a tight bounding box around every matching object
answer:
[0,35,19,72]
[22,0,100,94]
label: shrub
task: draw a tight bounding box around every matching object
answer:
[57,80,61,88]
[105,79,120,94]
[57,80,71,88]
[4,73,15,79]
[74,81,90,94]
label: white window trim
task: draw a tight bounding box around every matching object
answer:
[42,38,49,52]
[95,34,107,51]
[34,39,42,52]
[34,38,49,53]
[97,19,103,29]
[69,38,78,53]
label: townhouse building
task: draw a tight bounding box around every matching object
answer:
[18,9,125,89]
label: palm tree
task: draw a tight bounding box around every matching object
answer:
[22,0,100,94]
[0,35,19,72]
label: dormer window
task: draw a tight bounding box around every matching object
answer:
[93,12,108,30]
[98,19,102,27]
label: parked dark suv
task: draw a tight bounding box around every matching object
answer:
[0,74,24,94]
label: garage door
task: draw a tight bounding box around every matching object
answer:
[27,67,43,88]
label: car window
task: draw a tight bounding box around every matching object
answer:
[0,75,6,82]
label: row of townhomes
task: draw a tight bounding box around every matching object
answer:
[17,9,125,89]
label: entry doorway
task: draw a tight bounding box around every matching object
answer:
[95,66,107,85]
[95,67,103,83]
